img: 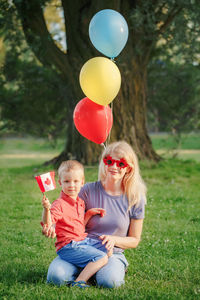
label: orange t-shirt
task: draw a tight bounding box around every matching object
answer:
[50,191,87,251]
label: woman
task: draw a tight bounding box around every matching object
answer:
[44,141,146,288]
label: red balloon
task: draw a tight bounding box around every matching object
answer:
[73,97,113,144]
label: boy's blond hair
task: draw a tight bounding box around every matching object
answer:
[98,141,146,209]
[58,160,84,180]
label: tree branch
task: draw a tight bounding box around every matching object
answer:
[61,0,97,61]
[158,5,183,34]
[13,0,70,77]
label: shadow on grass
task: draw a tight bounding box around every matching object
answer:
[0,263,47,285]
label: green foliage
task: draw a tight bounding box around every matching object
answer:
[129,0,200,61]
[147,61,200,132]
[0,139,199,299]
[1,55,68,140]
[160,2,200,63]
[0,3,68,141]
[130,1,200,134]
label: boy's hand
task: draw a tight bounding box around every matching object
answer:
[84,208,106,226]
[42,195,51,209]
[87,208,106,217]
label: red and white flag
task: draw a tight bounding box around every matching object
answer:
[35,171,56,193]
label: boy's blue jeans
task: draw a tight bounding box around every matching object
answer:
[47,251,128,288]
[56,237,107,268]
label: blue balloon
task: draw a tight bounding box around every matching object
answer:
[89,9,129,58]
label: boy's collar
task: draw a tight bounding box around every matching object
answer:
[60,190,78,205]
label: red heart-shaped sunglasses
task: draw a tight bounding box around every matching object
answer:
[103,155,129,169]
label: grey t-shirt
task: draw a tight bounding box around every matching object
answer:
[79,181,145,253]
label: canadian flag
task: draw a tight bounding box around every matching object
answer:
[35,171,56,193]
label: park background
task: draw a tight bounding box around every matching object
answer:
[0,1,200,299]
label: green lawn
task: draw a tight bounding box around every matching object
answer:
[0,137,200,299]
[150,132,200,150]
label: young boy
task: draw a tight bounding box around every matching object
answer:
[42,160,113,289]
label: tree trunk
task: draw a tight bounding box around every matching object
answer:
[14,0,161,166]
[111,54,160,161]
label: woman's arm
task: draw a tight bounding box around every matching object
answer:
[100,218,144,250]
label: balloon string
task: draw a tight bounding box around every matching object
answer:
[105,105,109,148]
[106,101,113,146]
[100,143,106,149]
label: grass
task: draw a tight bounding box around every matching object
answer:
[0,136,200,299]
[150,132,200,150]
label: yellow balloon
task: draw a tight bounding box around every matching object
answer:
[79,57,121,105]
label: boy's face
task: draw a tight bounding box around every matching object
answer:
[59,169,84,200]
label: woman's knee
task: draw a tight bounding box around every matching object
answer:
[47,257,78,286]
[95,255,126,288]
[96,271,125,288]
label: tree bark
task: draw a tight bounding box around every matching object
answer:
[112,55,160,161]
[14,0,168,165]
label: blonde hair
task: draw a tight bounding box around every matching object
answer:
[98,141,147,209]
[58,160,84,180]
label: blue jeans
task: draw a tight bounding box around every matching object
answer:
[47,252,129,288]
[57,238,107,268]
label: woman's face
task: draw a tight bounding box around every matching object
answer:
[104,154,128,181]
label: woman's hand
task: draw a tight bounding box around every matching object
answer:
[99,235,116,254]
[99,219,144,250]
[42,224,56,238]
